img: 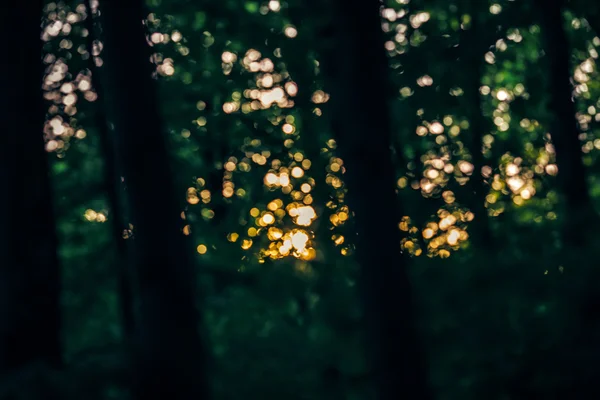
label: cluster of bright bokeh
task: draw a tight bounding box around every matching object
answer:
[383,3,599,256]
[157,13,349,263]
[42,3,93,155]
[41,0,599,260]
[185,120,349,262]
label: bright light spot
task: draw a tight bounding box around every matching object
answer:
[506,163,519,176]
[311,90,330,104]
[291,166,304,178]
[429,122,444,134]
[265,172,278,185]
[261,74,274,88]
[295,206,316,226]
[447,229,460,246]
[262,213,275,225]
[284,26,298,38]
[496,89,509,101]
[78,79,91,91]
[279,173,290,186]
[507,177,525,192]
[291,231,309,251]
[439,215,456,230]
[417,75,433,87]
[221,51,236,63]
[490,4,502,14]
[282,123,295,134]
[268,227,283,240]
[458,161,474,175]
[285,82,298,96]
[545,164,558,176]
[151,32,163,44]
[162,63,175,76]
[84,209,97,221]
[268,0,281,11]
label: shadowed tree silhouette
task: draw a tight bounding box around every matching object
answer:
[457,0,494,249]
[323,0,432,398]
[0,0,62,374]
[95,0,211,398]
[537,0,596,245]
[84,2,134,338]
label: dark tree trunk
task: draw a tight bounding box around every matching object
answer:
[324,1,431,399]
[0,1,62,372]
[84,2,135,339]
[458,0,494,249]
[95,1,210,398]
[538,0,595,245]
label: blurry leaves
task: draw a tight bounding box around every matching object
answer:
[192,11,206,31]
[244,2,259,14]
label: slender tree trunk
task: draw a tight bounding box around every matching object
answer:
[538,0,595,245]
[0,1,62,372]
[96,1,210,398]
[84,3,135,339]
[324,1,431,399]
[459,0,493,249]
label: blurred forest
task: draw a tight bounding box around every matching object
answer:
[2,0,600,398]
